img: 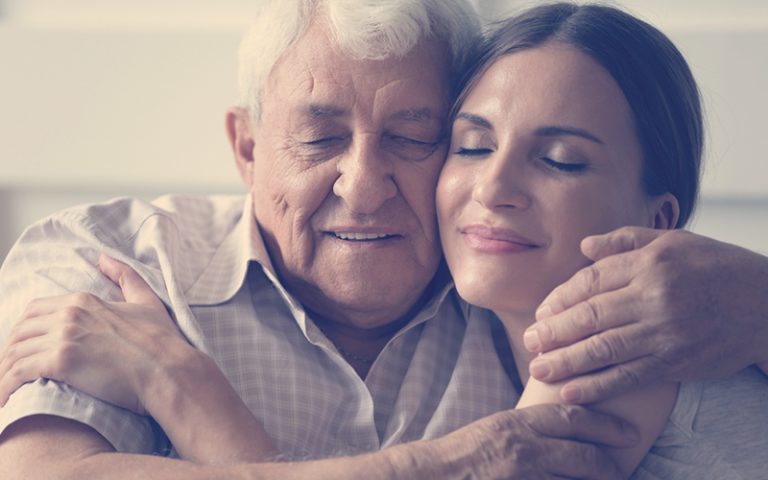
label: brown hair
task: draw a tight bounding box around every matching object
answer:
[453,3,703,227]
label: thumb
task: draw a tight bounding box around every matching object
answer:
[581,226,664,262]
[99,253,164,308]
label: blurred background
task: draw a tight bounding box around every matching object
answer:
[1,0,767,264]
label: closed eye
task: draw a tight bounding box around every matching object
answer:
[384,134,440,161]
[302,137,345,146]
[455,147,493,157]
[541,157,587,173]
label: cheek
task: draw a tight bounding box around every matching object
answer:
[548,183,651,263]
[401,155,446,232]
[252,155,337,230]
[436,160,472,224]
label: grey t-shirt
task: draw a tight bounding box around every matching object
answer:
[632,366,768,479]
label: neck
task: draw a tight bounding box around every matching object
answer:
[493,309,538,385]
[311,310,409,379]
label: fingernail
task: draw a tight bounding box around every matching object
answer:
[529,358,552,380]
[523,329,541,352]
[561,384,582,403]
[535,303,553,320]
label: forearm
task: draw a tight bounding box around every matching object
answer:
[1,415,428,480]
[144,348,278,463]
[52,451,401,480]
[517,377,675,478]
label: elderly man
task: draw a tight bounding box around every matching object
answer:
[1,0,766,478]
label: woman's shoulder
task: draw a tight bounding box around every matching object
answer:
[633,366,768,479]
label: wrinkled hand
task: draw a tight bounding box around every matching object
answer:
[426,404,638,479]
[0,254,190,414]
[523,227,768,403]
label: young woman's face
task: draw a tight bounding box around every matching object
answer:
[437,43,678,315]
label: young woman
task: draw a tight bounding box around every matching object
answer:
[1,3,765,479]
[437,3,766,478]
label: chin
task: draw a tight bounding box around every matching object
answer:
[454,272,544,316]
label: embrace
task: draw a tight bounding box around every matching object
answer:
[1,1,767,479]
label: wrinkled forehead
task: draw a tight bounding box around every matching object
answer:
[264,20,453,123]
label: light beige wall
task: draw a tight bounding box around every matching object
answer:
[1,1,766,263]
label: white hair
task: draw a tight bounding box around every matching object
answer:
[237,0,481,120]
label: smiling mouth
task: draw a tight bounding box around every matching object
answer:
[329,232,400,242]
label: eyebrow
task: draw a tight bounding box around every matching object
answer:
[307,104,347,118]
[535,126,604,145]
[392,108,437,122]
[455,112,492,129]
[456,113,605,145]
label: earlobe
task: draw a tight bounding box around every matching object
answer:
[226,107,256,187]
[652,193,680,230]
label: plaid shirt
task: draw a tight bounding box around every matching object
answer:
[0,194,518,458]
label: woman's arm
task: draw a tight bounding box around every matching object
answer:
[517,376,677,479]
[0,254,278,464]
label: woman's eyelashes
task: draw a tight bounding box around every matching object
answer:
[455,146,494,157]
[539,156,588,173]
[452,144,589,174]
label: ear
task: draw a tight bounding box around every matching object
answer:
[226,107,256,188]
[650,193,680,230]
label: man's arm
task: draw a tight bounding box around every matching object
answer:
[0,405,637,480]
[0,415,400,480]
[523,227,768,403]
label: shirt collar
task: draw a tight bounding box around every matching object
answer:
[185,195,274,305]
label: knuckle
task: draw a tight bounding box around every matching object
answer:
[72,292,98,308]
[614,364,641,389]
[8,359,27,382]
[21,299,41,320]
[555,349,576,377]
[642,279,679,316]
[59,320,84,340]
[580,444,608,472]
[581,264,602,296]
[585,334,617,365]
[4,343,20,362]
[588,376,612,400]
[61,305,86,324]
[557,403,582,424]
[577,298,602,334]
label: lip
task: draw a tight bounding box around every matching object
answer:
[460,225,541,253]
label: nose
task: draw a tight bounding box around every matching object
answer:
[333,136,397,214]
[471,153,532,211]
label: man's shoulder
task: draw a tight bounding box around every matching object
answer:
[3,193,249,311]
[40,193,246,246]
[11,193,247,278]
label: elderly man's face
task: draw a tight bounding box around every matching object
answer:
[231,22,451,328]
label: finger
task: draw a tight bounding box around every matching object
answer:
[0,356,33,406]
[19,293,92,321]
[0,334,60,406]
[544,439,622,480]
[2,317,50,353]
[509,435,622,480]
[528,288,637,354]
[558,356,663,404]
[580,226,664,262]
[524,404,639,448]
[0,334,50,383]
[529,321,649,384]
[99,254,163,308]
[533,253,640,325]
